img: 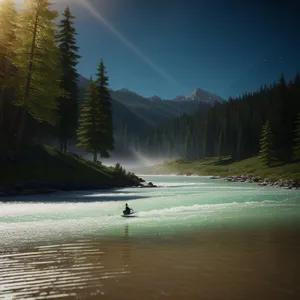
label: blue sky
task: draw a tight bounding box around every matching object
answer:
[61,0,300,99]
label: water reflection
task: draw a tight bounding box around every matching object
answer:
[0,226,299,299]
[122,224,131,264]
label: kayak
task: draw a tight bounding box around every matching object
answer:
[121,211,137,218]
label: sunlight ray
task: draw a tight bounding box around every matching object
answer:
[77,0,188,91]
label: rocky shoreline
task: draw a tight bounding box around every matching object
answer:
[210,174,299,190]
[0,176,158,198]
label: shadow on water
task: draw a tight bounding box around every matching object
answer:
[57,194,151,202]
[1,190,152,203]
[122,225,132,264]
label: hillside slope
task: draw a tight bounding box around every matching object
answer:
[111,89,209,126]
[0,143,143,196]
[136,157,300,183]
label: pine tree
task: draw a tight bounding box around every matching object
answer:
[201,120,207,158]
[57,5,81,153]
[11,0,64,142]
[184,127,190,160]
[95,59,115,158]
[0,0,16,70]
[259,120,274,167]
[292,113,300,161]
[218,132,222,161]
[235,128,243,160]
[77,77,104,162]
[0,0,17,126]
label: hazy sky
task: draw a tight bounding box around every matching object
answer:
[58,0,300,99]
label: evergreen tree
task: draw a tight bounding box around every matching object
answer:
[292,113,300,161]
[137,72,300,165]
[218,132,222,161]
[259,120,274,166]
[77,77,104,162]
[57,5,81,153]
[200,119,207,158]
[184,128,190,160]
[11,0,63,142]
[95,59,115,158]
[235,128,243,160]
[0,0,17,127]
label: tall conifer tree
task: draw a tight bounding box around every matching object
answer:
[259,121,274,166]
[77,77,104,162]
[0,0,17,126]
[292,113,300,161]
[57,5,80,152]
[218,132,222,161]
[11,0,63,142]
[96,59,115,158]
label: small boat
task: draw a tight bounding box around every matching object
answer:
[121,210,137,218]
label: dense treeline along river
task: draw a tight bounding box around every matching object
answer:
[0,175,300,299]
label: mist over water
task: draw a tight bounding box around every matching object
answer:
[86,149,176,171]
[1,176,300,299]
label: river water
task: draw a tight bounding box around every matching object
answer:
[0,175,300,299]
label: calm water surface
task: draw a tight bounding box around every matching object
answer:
[0,175,300,299]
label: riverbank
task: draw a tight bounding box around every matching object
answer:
[136,156,300,190]
[0,144,147,198]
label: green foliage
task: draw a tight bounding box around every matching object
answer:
[56,5,81,151]
[144,156,300,182]
[0,0,17,59]
[77,77,105,161]
[218,132,222,161]
[95,59,115,158]
[235,128,243,160]
[114,162,126,175]
[0,0,17,127]
[138,73,300,163]
[11,0,64,140]
[259,120,274,166]
[0,144,136,187]
[293,113,300,161]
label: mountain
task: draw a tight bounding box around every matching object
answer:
[172,88,223,105]
[77,75,224,155]
[77,74,89,87]
[78,77,221,128]
[110,89,207,126]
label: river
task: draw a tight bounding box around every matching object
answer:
[0,175,300,299]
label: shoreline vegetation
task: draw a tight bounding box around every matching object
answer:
[0,143,158,198]
[0,2,158,198]
[136,156,300,190]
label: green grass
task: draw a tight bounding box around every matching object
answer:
[0,143,135,188]
[147,156,300,182]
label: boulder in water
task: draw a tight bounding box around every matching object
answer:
[139,181,158,188]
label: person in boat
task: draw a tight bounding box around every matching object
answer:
[123,203,133,215]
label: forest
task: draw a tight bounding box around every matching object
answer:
[136,73,300,165]
[1,0,299,172]
[0,0,114,162]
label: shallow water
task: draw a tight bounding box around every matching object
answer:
[0,175,300,299]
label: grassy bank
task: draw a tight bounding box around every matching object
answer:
[143,156,300,182]
[0,143,141,194]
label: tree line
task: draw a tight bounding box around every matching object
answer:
[0,0,114,161]
[136,73,300,166]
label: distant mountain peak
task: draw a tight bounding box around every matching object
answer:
[186,88,223,104]
[149,95,162,101]
[78,74,223,106]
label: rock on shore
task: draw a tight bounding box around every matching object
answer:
[224,174,299,190]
